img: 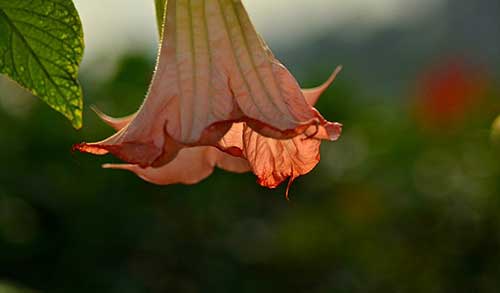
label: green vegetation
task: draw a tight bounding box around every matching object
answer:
[0,0,499,292]
[1,53,499,292]
[0,0,84,128]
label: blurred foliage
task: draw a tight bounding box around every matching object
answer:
[491,115,500,144]
[0,281,36,293]
[0,49,500,293]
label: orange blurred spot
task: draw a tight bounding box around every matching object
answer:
[414,58,489,130]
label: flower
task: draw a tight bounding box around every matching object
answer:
[93,68,340,195]
[75,0,342,194]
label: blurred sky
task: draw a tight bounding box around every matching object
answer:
[73,0,445,67]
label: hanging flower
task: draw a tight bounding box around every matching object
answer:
[91,68,340,195]
[75,0,342,193]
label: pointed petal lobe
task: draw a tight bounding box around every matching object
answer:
[91,106,135,131]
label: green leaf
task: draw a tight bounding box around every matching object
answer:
[0,0,84,129]
[155,0,167,37]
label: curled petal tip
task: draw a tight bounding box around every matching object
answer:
[328,65,343,85]
[326,122,343,141]
[303,65,343,106]
[303,121,342,141]
[89,105,103,115]
[102,163,127,170]
[91,105,134,131]
[285,177,297,201]
[73,143,109,155]
[90,105,112,124]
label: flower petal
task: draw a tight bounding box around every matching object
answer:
[103,146,249,185]
[217,70,342,194]
[302,66,343,106]
[220,0,333,136]
[90,106,134,131]
[75,0,341,168]
[242,124,321,190]
[217,122,245,156]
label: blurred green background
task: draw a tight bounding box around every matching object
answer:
[1,0,500,292]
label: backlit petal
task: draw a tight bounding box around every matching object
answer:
[104,146,249,185]
[91,106,134,131]
[217,70,342,193]
[242,125,321,190]
[75,0,341,167]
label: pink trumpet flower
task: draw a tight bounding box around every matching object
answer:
[75,0,342,195]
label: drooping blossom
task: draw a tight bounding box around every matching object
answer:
[75,0,342,193]
[93,68,340,194]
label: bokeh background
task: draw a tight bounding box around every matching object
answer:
[1,0,500,292]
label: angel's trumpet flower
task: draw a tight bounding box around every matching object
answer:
[75,0,342,194]
[93,68,340,195]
